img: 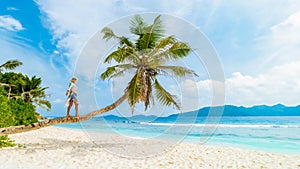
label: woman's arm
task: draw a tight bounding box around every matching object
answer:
[66,83,74,96]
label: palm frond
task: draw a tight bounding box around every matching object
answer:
[101,27,119,41]
[147,36,176,65]
[148,38,191,67]
[129,14,146,35]
[0,60,23,70]
[119,36,134,47]
[126,70,142,111]
[102,27,135,49]
[104,46,139,64]
[35,99,51,111]
[136,15,165,50]
[157,66,198,77]
[100,64,136,80]
[155,42,191,61]
[100,65,123,80]
[154,79,180,110]
[109,69,127,79]
[154,36,175,49]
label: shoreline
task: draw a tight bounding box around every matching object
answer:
[54,124,300,156]
[1,126,300,169]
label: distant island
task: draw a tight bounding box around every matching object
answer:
[194,104,300,116]
[103,104,300,119]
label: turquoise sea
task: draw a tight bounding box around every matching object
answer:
[55,116,300,155]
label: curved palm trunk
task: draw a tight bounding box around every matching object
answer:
[0,93,128,135]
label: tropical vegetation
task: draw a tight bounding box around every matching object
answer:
[0,59,22,74]
[0,59,51,128]
[0,135,16,148]
[0,72,51,111]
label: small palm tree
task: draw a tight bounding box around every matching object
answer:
[0,60,22,98]
[0,71,51,111]
[0,60,22,74]
[21,76,51,111]
[99,15,196,113]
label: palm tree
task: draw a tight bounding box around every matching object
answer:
[0,60,23,74]
[1,15,197,134]
[0,60,22,99]
[100,15,196,111]
[0,72,51,111]
[81,14,196,119]
[21,76,51,111]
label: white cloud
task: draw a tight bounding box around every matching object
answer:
[53,98,64,103]
[0,15,24,31]
[256,10,300,70]
[7,7,19,11]
[178,79,203,111]
[195,61,300,107]
[178,78,226,111]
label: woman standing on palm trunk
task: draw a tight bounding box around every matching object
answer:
[65,77,79,118]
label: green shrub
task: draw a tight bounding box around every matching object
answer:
[0,93,37,128]
[9,99,38,126]
[0,135,16,148]
[0,86,6,95]
[0,62,49,128]
[0,96,15,128]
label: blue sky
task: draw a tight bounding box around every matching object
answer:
[1,0,300,117]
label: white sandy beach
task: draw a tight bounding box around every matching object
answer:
[1,126,299,169]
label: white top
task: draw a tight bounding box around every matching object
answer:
[68,82,78,95]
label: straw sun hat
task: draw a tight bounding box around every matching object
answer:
[70,77,78,82]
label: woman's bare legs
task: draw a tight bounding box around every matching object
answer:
[66,100,73,118]
[73,99,79,117]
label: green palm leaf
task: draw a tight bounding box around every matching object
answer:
[104,46,139,64]
[35,99,51,111]
[154,36,175,49]
[100,66,117,80]
[154,79,180,110]
[136,15,165,50]
[0,60,22,73]
[101,27,119,41]
[155,42,190,61]
[129,14,147,35]
[101,27,134,48]
[126,70,142,110]
[119,36,135,47]
[100,64,136,80]
[157,66,197,77]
